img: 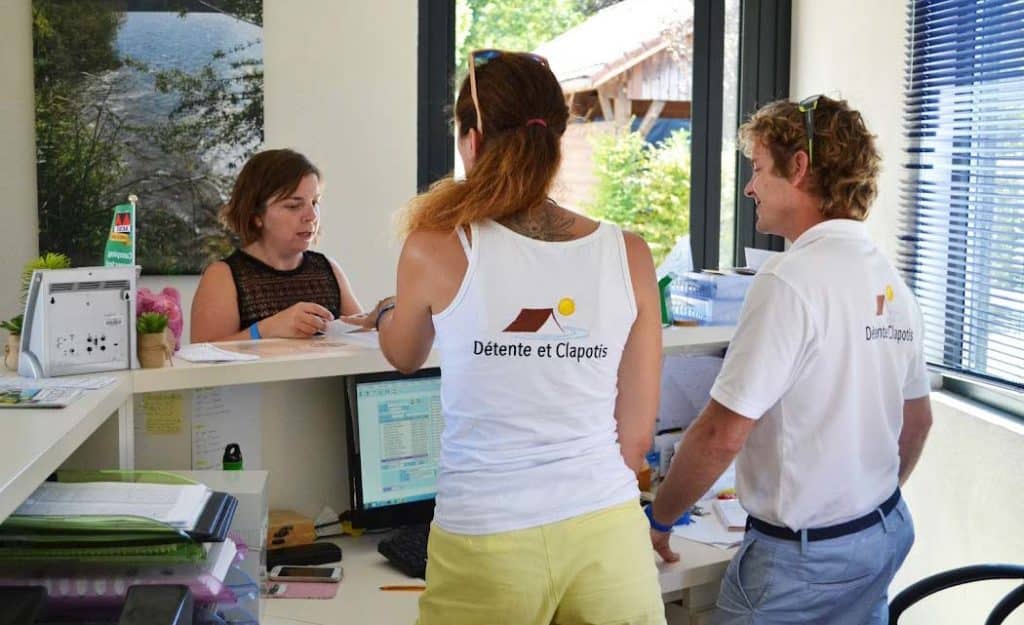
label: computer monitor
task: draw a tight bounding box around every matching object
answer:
[345,368,442,529]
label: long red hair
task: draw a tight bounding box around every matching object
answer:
[401,52,568,234]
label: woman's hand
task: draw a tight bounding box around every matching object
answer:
[258,302,334,338]
[341,296,395,331]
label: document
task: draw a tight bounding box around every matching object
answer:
[323,319,366,337]
[0,387,82,409]
[0,375,118,390]
[191,385,263,470]
[657,355,723,431]
[671,500,743,549]
[14,481,210,529]
[325,329,380,349]
[713,498,746,531]
[744,247,780,272]
[177,343,260,363]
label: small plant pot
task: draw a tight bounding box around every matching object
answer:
[3,334,20,371]
[138,332,172,369]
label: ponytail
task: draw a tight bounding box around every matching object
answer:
[402,124,560,234]
[400,51,569,235]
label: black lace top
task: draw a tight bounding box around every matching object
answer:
[224,249,342,331]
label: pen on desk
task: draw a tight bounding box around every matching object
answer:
[379,585,427,591]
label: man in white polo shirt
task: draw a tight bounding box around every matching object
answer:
[647,96,933,625]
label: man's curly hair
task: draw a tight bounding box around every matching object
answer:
[738,96,880,221]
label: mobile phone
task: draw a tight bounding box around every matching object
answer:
[268,565,343,583]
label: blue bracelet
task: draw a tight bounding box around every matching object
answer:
[644,503,676,533]
[249,323,262,340]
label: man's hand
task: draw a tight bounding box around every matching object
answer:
[650,528,679,563]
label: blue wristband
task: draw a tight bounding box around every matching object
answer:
[644,503,675,533]
[249,323,262,340]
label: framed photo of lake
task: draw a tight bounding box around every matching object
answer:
[33,0,264,274]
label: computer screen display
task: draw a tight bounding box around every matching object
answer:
[347,369,442,524]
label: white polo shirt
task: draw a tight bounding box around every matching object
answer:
[710,219,930,530]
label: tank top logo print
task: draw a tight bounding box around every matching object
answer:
[471,297,610,362]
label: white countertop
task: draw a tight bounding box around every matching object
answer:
[134,325,732,394]
[0,325,733,524]
[0,372,132,521]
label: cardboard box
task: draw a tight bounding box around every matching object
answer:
[267,509,316,550]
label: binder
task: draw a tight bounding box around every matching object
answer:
[0,471,238,564]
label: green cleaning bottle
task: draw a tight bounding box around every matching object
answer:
[222,443,243,471]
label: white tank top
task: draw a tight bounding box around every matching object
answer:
[431,219,641,534]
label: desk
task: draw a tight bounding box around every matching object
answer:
[0,325,735,619]
[260,532,733,625]
[0,372,132,522]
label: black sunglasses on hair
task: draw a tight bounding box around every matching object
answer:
[798,94,823,165]
[468,49,549,135]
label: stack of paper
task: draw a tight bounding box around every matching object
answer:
[14,482,211,530]
[671,499,744,549]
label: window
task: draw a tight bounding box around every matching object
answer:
[418,0,791,271]
[901,0,1024,393]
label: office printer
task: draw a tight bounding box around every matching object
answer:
[18,266,139,378]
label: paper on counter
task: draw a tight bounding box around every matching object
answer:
[0,375,118,390]
[671,500,743,549]
[324,329,380,349]
[744,247,780,272]
[177,343,260,363]
[323,319,366,337]
[656,355,723,431]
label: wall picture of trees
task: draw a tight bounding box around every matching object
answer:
[33,0,263,274]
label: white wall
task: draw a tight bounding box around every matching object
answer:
[791,2,1024,624]
[0,1,39,324]
[0,0,417,337]
[790,0,904,262]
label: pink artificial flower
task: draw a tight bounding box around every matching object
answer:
[137,287,184,351]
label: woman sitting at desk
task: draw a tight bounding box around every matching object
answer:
[191,149,362,343]
[347,51,664,625]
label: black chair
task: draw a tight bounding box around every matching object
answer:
[889,564,1024,625]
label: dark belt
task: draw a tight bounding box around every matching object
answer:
[746,488,901,542]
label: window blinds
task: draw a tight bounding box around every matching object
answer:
[901,0,1024,390]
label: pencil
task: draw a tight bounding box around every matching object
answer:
[379,585,427,591]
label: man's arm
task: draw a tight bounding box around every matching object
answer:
[898,395,932,486]
[650,399,756,562]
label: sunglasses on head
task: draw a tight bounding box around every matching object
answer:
[797,94,823,166]
[468,49,549,136]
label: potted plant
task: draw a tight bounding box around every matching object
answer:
[137,312,172,369]
[1,314,22,371]
[21,252,72,296]
[1,253,73,371]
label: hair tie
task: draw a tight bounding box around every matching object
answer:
[525,118,547,128]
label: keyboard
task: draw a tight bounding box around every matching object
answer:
[377,524,430,579]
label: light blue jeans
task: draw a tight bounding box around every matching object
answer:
[711,499,915,625]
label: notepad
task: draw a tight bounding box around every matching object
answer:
[713,498,747,532]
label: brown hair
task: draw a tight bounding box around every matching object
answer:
[401,52,569,234]
[220,149,321,245]
[738,96,880,220]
